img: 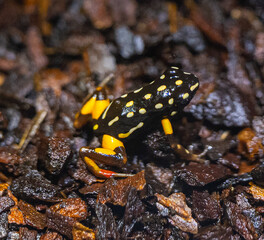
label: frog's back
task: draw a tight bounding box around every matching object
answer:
[93,67,199,140]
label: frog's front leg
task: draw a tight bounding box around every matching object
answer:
[80,134,133,178]
[74,87,110,129]
[161,118,205,163]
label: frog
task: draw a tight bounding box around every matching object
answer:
[74,66,200,178]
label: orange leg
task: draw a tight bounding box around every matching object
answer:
[80,135,133,178]
[161,118,205,162]
[74,87,110,129]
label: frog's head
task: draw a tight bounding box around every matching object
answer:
[161,66,199,109]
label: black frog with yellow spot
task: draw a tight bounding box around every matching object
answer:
[74,66,199,178]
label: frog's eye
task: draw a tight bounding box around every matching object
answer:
[170,66,179,74]
[161,67,181,80]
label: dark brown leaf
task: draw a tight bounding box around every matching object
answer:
[156,192,198,234]
[97,170,146,206]
[49,198,88,221]
[192,190,221,222]
[177,164,231,186]
[18,200,46,230]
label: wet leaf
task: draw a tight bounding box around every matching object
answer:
[192,190,221,222]
[8,206,25,225]
[97,170,146,206]
[39,231,63,240]
[249,182,264,201]
[72,222,95,240]
[156,192,198,234]
[10,170,61,202]
[177,164,231,187]
[18,200,46,229]
[95,203,119,240]
[49,198,88,221]
[19,227,38,240]
[238,128,264,161]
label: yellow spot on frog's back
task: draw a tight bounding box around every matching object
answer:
[182,93,189,99]
[155,103,163,109]
[108,116,119,126]
[126,101,134,107]
[118,122,144,138]
[139,108,146,114]
[144,93,152,100]
[157,85,166,91]
[93,124,99,130]
[127,112,134,118]
[160,74,165,79]
[168,98,174,105]
[190,82,199,91]
[161,118,173,135]
[134,87,143,93]
[171,111,177,116]
[121,94,127,98]
[175,80,183,86]
[171,66,179,69]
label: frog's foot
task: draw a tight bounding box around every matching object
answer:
[196,145,210,158]
[80,134,133,178]
[161,118,206,163]
[167,135,206,163]
[82,156,133,178]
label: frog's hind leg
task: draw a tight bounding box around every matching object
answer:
[74,87,110,129]
[80,134,133,178]
[161,118,205,163]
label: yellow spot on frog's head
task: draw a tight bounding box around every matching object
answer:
[93,124,99,130]
[127,112,134,118]
[144,93,152,100]
[108,116,119,126]
[121,94,128,98]
[155,103,163,109]
[149,81,155,84]
[157,85,166,91]
[126,101,134,107]
[175,80,183,86]
[171,66,179,69]
[160,74,165,79]
[168,98,174,105]
[139,108,146,114]
[190,82,199,91]
[182,93,189,99]
[184,72,191,75]
[185,149,190,154]
[171,111,177,116]
[134,87,143,93]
